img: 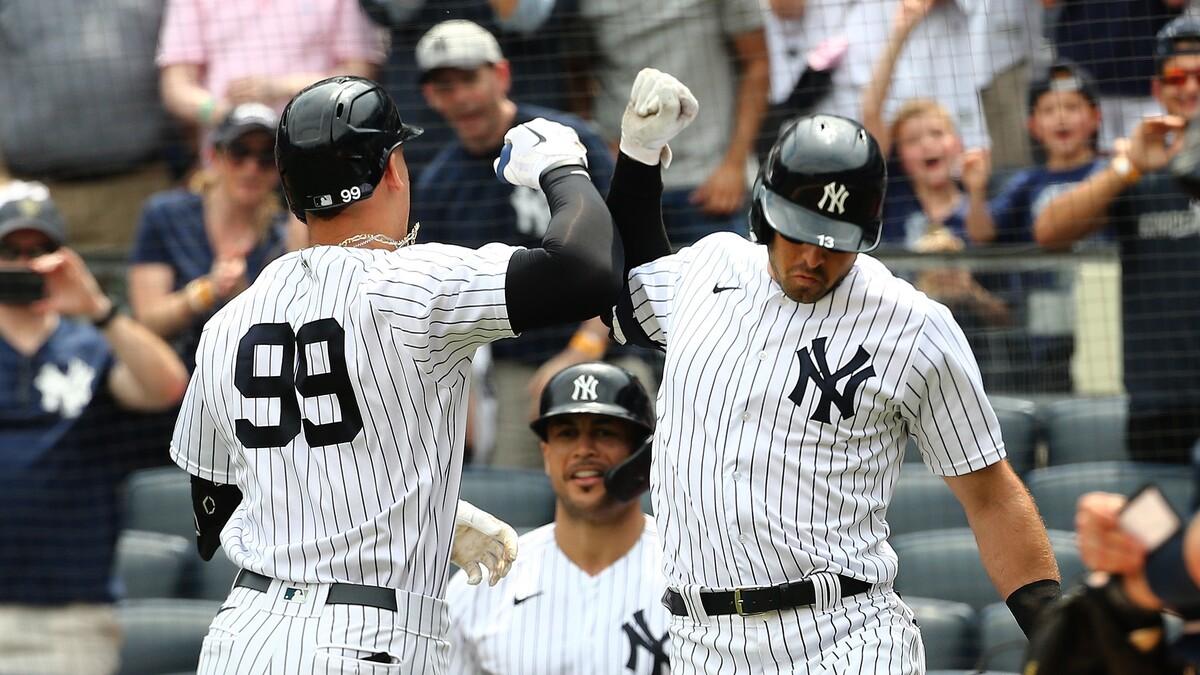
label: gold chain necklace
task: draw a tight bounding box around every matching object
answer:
[334,222,421,250]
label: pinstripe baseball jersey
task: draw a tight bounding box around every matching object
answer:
[446,517,670,674]
[171,242,518,600]
[612,232,1005,591]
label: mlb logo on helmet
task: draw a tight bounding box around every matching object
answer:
[314,195,333,207]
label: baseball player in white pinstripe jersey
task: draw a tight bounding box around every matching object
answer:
[170,76,625,673]
[446,362,670,674]
[604,69,1063,674]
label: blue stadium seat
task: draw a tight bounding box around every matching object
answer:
[459,467,556,531]
[893,529,1083,609]
[123,466,193,541]
[115,530,190,599]
[906,597,978,670]
[1041,397,1128,465]
[115,599,218,675]
[978,602,1027,674]
[905,396,1039,475]
[1025,462,1194,532]
[888,466,969,538]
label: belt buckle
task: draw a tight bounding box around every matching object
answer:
[733,587,767,617]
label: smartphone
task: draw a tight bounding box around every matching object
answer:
[0,268,45,305]
[1118,484,1183,551]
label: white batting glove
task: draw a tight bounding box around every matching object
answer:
[493,118,589,190]
[619,68,699,168]
[451,499,518,586]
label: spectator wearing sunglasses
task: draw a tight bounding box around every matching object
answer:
[0,181,187,675]
[127,104,301,375]
[1036,16,1200,464]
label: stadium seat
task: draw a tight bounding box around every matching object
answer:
[905,395,1039,475]
[893,529,1083,609]
[887,466,969,538]
[1025,462,1194,532]
[115,530,190,599]
[905,597,977,670]
[459,467,556,531]
[979,602,1027,674]
[1041,397,1128,465]
[123,466,193,540]
[115,599,219,675]
[182,547,240,601]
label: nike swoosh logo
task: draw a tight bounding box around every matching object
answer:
[513,591,544,606]
[529,128,547,145]
[713,285,738,294]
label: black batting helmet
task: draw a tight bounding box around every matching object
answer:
[276,76,422,223]
[749,114,886,252]
[531,362,655,502]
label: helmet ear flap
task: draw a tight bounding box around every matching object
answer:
[748,177,773,245]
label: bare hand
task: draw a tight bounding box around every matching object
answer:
[1129,115,1188,174]
[1076,492,1146,575]
[226,76,279,105]
[916,267,974,300]
[961,148,991,195]
[29,248,109,319]
[209,257,248,300]
[894,0,935,33]
[689,161,746,216]
[912,228,964,253]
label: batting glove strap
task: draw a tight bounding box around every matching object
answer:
[1007,578,1063,637]
[494,118,589,190]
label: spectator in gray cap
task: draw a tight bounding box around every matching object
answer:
[0,181,187,675]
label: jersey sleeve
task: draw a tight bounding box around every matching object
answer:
[170,340,236,484]
[898,302,1007,477]
[612,251,687,351]
[365,243,519,383]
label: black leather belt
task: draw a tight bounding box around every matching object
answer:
[234,569,398,612]
[662,575,871,617]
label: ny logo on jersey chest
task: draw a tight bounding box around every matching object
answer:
[621,609,669,673]
[789,337,876,424]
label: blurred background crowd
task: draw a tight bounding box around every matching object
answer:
[3,0,1200,673]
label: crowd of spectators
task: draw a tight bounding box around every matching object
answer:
[3,1,1200,670]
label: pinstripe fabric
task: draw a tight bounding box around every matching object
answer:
[445,517,670,674]
[613,232,1005,672]
[172,242,520,673]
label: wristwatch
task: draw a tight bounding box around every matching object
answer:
[1111,155,1141,185]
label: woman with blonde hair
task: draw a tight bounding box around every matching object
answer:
[128,103,301,372]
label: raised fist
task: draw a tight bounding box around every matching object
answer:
[619,68,699,167]
[494,118,589,190]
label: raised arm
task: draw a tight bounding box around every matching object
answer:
[861,0,933,155]
[1035,116,1187,249]
[498,119,623,335]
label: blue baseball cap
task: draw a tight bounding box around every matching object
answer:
[0,181,65,246]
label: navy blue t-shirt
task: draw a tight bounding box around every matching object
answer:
[990,159,1109,244]
[129,189,289,372]
[1053,1,1181,98]
[414,104,615,364]
[1109,171,1200,412]
[0,321,152,604]
[881,176,971,247]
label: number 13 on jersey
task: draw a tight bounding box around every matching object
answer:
[233,319,364,449]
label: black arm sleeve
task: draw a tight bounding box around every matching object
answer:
[190,475,242,561]
[607,152,672,273]
[603,152,672,348]
[505,165,623,334]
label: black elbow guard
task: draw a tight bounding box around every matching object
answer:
[190,476,242,561]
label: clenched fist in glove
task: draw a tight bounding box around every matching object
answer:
[451,499,519,586]
[493,118,589,190]
[620,68,699,168]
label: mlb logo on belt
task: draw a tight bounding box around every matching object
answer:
[283,587,306,603]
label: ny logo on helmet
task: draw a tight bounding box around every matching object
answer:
[572,374,599,401]
[818,182,849,215]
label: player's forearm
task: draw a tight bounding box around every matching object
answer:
[505,166,622,333]
[1033,168,1126,249]
[963,470,1060,598]
[608,152,671,271]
